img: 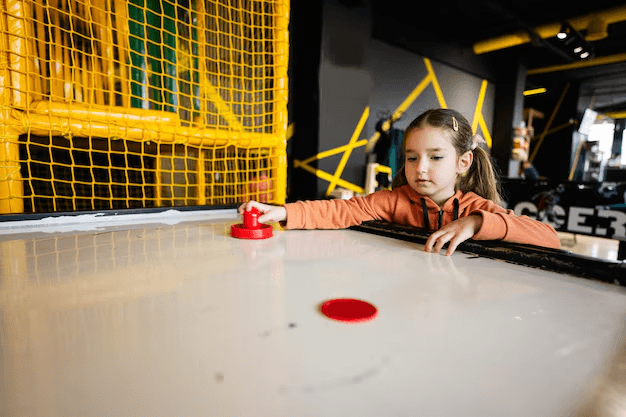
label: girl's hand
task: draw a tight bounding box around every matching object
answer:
[238,200,287,224]
[424,214,483,256]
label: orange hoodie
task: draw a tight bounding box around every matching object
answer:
[284,185,561,249]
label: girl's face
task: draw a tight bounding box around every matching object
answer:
[404,126,472,206]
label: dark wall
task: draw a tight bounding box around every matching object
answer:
[365,40,495,141]
[315,0,373,197]
[287,1,323,201]
[288,0,580,201]
[301,0,503,199]
[524,78,581,181]
[491,53,527,178]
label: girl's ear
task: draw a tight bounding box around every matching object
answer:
[457,150,473,175]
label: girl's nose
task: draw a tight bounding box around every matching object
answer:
[416,159,427,173]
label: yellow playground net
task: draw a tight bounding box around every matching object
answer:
[0,0,289,214]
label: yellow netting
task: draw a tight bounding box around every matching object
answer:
[0,0,289,214]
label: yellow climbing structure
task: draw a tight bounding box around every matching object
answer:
[0,0,290,214]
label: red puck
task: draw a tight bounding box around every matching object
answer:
[320,298,378,323]
[231,207,273,239]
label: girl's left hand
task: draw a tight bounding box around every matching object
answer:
[424,214,483,256]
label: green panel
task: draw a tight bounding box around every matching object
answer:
[128,0,148,109]
[145,1,163,110]
[160,0,178,113]
[191,7,201,123]
[127,0,178,112]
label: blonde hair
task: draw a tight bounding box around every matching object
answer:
[391,108,503,204]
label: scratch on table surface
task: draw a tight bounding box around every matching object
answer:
[300,367,381,393]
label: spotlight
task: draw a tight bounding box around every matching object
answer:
[554,21,594,60]
[557,23,569,40]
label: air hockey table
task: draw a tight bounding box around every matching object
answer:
[1,207,626,417]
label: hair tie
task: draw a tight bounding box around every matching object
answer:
[452,116,459,132]
[471,134,486,150]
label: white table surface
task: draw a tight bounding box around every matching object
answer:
[1,209,625,417]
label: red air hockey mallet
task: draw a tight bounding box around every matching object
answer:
[231,207,273,239]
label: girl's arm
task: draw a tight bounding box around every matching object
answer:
[469,201,561,249]
[282,191,397,229]
[239,190,397,230]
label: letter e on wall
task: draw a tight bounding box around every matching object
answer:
[596,210,626,239]
[567,207,594,234]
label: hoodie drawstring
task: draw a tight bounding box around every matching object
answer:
[421,198,429,231]
[422,197,460,231]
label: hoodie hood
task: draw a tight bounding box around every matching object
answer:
[403,186,470,211]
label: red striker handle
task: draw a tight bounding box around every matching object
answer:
[243,207,261,229]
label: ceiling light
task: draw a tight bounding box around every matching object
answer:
[554,21,594,60]
[557,23,569,40]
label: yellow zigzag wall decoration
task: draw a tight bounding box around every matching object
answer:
[294,58,493,196]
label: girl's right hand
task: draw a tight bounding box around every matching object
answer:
[238,200,287,224]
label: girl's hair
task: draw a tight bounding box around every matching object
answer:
[391,108,503,204]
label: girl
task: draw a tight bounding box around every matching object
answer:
[239,108,561,255]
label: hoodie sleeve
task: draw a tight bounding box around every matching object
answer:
[283,190,398,230]
[470,200,561,249]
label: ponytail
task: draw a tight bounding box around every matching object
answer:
[457,145,503,205]
[391,164,407,190]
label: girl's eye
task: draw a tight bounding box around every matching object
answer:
[407,157,417,162]
[431,156,443,161]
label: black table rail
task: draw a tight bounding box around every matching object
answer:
[352,221,626,287]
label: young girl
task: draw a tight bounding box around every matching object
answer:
[239,108,561,255]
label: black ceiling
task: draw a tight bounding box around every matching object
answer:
[370,0,626,115]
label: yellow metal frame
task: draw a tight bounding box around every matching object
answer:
[529,82,570,164]
[605,111,626,119]
[471,79,493,148]
[527,52,626,76]
[365,58,447,153]
[473,5,626,55]
[523,88,547,96]
[325,107,369,196]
